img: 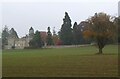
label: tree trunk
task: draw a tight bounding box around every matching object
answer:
[98,48,103,54]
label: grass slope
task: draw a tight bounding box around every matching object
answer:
[2,45,118,77]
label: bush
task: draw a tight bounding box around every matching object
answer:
[24,46,42,49]
[11,46,15,49]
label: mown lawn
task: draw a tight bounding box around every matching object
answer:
[2,45,118,77]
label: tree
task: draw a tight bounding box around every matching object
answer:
[73,22,79,45]
[2,26,9,49]
[53,27,56,36]
[52,27,59,45]
[29,30,43,48]
[114,16,120,43]
[46,27,54,45]
[117,17,120,43]
[60,12,73,45]
[83,12,116,54]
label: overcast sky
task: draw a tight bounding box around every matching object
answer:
[1,0,119,37]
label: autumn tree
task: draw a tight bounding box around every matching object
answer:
[83,13,116,54]
[60,12,73,45]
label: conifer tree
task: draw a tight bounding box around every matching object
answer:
[29,30,43,48]
[60,12,73,45]
[46,27,54,45]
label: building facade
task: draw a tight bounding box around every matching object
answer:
[5,27,34,49]
[4,27,48,49]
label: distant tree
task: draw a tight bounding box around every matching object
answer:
[60,12,73,45]
[53,27,56,36]
[117,17,120,43]
[77,21,93,44]
[2,26,9,49]
[29,39,35,48]
[83,12,117,54]
[52,27,59,45]
[29,30,43,48]
[114,16,120,43]
[73,22,79,45]
[0,32,1,36]
[46,27,54,45]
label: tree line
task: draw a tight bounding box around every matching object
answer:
[29,27,54,48]
[28,12,119,54]
[2,12,119,54]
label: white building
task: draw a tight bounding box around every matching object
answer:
[5,27,34,49]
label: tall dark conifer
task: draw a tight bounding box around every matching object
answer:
[2,26,9,49]
[46,27,54,45]
[73,22,79,45]
[29,30,43,48]
[60,12,73,45]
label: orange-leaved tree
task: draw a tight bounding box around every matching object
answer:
[83,12,117,54]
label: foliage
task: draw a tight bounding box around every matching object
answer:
[29,30,43,48]
[2,26,19,49]
[83,12,117,54]
[52,35,59,45]
[73,22,79,44]
[60,12,73,45]
[11,46,15,49]
[2,26,9,49]
[52,27,59,45]
[114,16,120,43]
[117,17,120,43]
[46,27,54,45]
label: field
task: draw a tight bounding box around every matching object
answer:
[2,45,118,77]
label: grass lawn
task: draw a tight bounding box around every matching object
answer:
[2,45,118,77]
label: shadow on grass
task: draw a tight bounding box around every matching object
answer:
[94,53,117,55]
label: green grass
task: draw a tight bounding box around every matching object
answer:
[2,45,118,77]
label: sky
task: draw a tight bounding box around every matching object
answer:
[1,0,119,38]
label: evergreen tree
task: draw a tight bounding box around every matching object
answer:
[2,26,9,49]
[52,27,59,45]
[73,22,79,45]
[29,30,43,48]
[53,27,56,36]
[60,12,73,45]
[46,27,54,45]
